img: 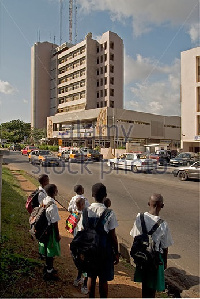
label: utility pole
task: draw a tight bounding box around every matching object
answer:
[69,0,73,43]
[60,0,63,45]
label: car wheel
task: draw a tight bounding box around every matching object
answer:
[110,162,115,170]
[132,165,138,173]
[178,171,188,181]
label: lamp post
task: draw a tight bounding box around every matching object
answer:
[112,109,115,157]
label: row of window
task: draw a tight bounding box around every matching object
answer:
[59,80,86,94]
[57,103,85,113]
[97,77,114,87]
[97,88,114,98]
[58,69,86,84]
[59,46,86,64]
[96,41,114,53]
[97,65,114,76]
[59,58,86,74]
[97,100,114,108]
[97,53,114,64]
[58,91,86,104]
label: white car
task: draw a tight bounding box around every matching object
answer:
[107,153,156,173]
[172,161,200,181]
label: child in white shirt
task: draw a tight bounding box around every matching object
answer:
[68,184,90,213]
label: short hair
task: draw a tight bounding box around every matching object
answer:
[150,193,163,203]
[44,184,57,197]
[92,183,107,202]
[74,184,83,195]
[38,174,49,185]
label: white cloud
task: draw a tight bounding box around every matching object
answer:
[79,0,198,37]
[125,57,180,116]
[0,80,15,95]
[188,23,199,44]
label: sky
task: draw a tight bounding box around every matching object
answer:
[0,0,199,124]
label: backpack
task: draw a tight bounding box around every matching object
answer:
[25,189,43,214]
[65,212,80,234]
[29,201,54,243]
[130,213,163,269]
[70,208,111,273]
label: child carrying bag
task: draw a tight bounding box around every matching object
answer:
[65,212,80,234]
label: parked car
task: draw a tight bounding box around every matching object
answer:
[155,150,171,165]
[172,161,200,181]
[108,152,156,173]
[9,144,21,151]
[68,148,87,163]
[80,148,103,161]
[21,145,38,155]
[29,150,59,166]
[170,152,198,166]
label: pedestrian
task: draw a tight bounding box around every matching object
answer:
[72,197,89,295]
[68,184,90,213]
[38,174,49,206]
[83,183,119,298]
[39,184,61,281]
[130,193,173,298]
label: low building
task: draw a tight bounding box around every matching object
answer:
[47,107,180,150]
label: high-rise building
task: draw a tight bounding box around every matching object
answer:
[31,31,123,129]
[181,47,200,152]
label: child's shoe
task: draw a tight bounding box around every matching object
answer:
[73,277,83,286]
[81,286,89,295]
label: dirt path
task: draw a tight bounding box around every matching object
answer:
[8,166,141,298]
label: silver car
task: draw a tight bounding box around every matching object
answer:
[172,161,200,181]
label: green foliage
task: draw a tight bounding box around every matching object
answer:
[0,120,31,143]
[30,128,46,144]
[38,145,59,152]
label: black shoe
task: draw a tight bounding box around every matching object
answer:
[43,271,59,281]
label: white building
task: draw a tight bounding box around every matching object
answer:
[181,47,200,152]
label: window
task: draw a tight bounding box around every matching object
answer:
[100,67,103,74]
[97,68,99,75]
[97,102,99,108]
[100,101,103,107]
[110,77,114,85]
[104,54,107,61]
[197,57,200,82]
[100,78,103,86]
[100,90,103,97]
[100,44,103,51]
[97,46,99,53]
[97,92,99,98]
[101,55,103,63]
[110,53,114,61]
[110,101,114,108]
[97,80,99,87]
[104,41,107,50]
[104,77,107,85]
[104,89,107,96]
[110,65,114,73]
[104,65,107,73]
[110,41,114,49]
[110,89,114,96]
[97,57,99,64]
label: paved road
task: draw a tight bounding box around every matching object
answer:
[3,151,200,294]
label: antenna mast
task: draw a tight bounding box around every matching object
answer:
[60,0,63,45]
[74,0,77,43]
[69,0,73,43]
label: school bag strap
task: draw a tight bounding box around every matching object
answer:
[140,213,163,235]
[82,208,110,230]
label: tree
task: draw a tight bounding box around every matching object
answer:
[30,128,46,144]
[0,120,31,143]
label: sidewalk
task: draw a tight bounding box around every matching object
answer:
[8,165,142,298]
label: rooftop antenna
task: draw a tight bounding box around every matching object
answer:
[69,0,73,43]
[74,0,77,43]
[60,0,63,45]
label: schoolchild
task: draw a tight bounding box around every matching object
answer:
[82,183,119,298]
[130,193,173,298]
[68,184,90,213]
[39,184,61,281]
[38,174,49,206]
[72,197,89,295]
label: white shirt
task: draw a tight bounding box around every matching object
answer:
[38,186,47,205]
[79,202,118,233]
[43,196,61,224]
[68,194,90,213]
[130,212,173,252]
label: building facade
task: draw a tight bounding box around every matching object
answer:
[181,47,200,152]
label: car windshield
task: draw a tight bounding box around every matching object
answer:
[126,154,134,160]
[39,151,51,155]
[29,146,37,150]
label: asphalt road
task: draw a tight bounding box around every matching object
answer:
[3,151,200,294]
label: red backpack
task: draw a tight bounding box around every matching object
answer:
[25,189,41,214]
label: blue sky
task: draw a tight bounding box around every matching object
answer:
[0,0,199,124]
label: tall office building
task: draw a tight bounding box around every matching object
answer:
[181,47,200,152]
[31,31,123,129]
